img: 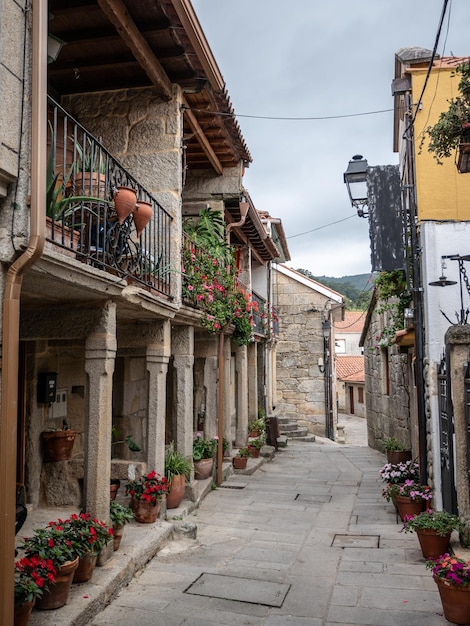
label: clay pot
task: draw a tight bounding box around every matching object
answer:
[434,577,470,624]
[233,456,248,469]
[41,430,77,462]
[386,450,412,464]
[35,557,79,610]
[133,200,153,237]
[113,524,125,551]
[248,447,260,458]
[110,479,121,501]
[415,528,452,559]
[131,496,162,523]
[193,458,214,480]
[166,474,186,509]
[113,186,137,224]
[73,553,97,584]
[395,495,426,522]
[14,599,35,626]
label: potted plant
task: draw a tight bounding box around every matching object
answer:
[14,555,57,623]
[73,137,108,197]
[402,509,462,558]
[427,553,470,624]
[247,437,264,458]
[164,442,192,509]
[41,423,77,462]
[383,480,432,521]
[379,459,419,484]
[381,436,412,463]
[248,417,266,438]
[233,447,250,470]
[192,433,218,479]
[20,522,80,610]
[424,61,470,172]
[110,501,134,551]
[125,470,169,523]
[66,513,113,583]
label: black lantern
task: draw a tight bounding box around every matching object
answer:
[343,155,368,216]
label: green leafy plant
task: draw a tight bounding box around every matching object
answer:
[165,442,192,480]
[236,447,250,458]
[110,501,134,527]
[14,555,57,607]
[248,417,266,434]
[373,271,411,348]
[111,426,142,458]
[382,436,408,452]
[427,553,470,586]
[424,62,470,163]
[75,137,107,175]
[247,437,264,451]
[402,509,462,536]
[21,521,78,567]
[126,471,169,506]
[193,433,218,460]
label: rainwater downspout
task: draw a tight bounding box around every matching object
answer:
[0,1,46,623]
[217,201,250,484]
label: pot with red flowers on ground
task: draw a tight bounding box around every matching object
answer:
[247,438,264,458]
[126,470,169,523]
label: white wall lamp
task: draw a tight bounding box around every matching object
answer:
[343,154,369,218]
[318,357,325,373]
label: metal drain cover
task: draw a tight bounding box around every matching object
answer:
[218,481,248,489]
[185,573,290,607]
[295,493,332,503]
[332,534,379,548]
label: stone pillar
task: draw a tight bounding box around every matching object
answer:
[172,326,194,460]
[235,344,248,447]
[146,320,171,475]
[204,348,219,439]
[84,301,117,564]
[223,335,231,454]
[447,325,470,545]
[247,341,258,420]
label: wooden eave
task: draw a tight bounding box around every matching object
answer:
[225,203,280,264]
[47,0,251,172]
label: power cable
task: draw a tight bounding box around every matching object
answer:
[287,214,357,239]
[183,105,393,122]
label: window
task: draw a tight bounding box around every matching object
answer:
[358,387,364,404]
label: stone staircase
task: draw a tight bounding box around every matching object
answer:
[276,417,316,443]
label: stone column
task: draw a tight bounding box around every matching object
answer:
[84,301,117,564]
[146,320,171,475]
[446,325,470,545]
[204,347,219,439]
[235,344,248,447]
[172,326,194,460]
[247,341,258,420]
[223,335,231,454]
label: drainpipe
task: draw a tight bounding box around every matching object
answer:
[0,1,46,623]
[225,200,249,244]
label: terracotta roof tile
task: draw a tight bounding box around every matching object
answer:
[334,311,366,333]
[336,355,365,383]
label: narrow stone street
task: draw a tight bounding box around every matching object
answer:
[90,418,449,626]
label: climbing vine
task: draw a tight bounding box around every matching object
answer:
[373,271,411,349]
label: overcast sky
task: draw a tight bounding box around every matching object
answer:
[191,0,468,278]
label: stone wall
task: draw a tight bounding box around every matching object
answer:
[363,305,412,452]
[274,271,329,436]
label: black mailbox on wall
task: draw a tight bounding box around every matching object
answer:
[37,372,57,405]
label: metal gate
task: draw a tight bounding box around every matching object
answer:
[464,356,470,510]
[438,350,458,514]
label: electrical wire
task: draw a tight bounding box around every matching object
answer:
[287,214,357,239]
[182,105,394,122]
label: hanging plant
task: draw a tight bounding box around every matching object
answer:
[373,270,411,348]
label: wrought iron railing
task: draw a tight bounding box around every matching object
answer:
[47,97,172,298]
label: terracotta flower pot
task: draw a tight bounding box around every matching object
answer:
[434,577,470,624]
[73,553,97,584]
[133,200,153,237]
[14,599,35,626]
[113,524,125,551]
[248,447,260,458]
[395,495,426,522]
[131,496,161,523]
[193,457,214,480]
[386,450,412,464]
[166,474,186,509]
[41,430,77,462]
[110,479,121,501]
[35,557,79,610]
[114,186,137,224]
[415,528,452,559]
[233,456,248,469]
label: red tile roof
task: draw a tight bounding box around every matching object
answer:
[334,311,366,334]
[336,355,365,383]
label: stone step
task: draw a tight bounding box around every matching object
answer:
[280,428,310,438]
[279,422,300,432]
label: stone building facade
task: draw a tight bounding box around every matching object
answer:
[273,265,344,438]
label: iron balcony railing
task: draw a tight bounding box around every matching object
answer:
[47,97,172,298]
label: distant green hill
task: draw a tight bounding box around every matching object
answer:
[296,270,376,310]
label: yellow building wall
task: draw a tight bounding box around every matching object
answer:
[411,67,470,222]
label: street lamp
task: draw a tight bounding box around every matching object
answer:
[343,154,368,217]
[321,319,334,440]
[429,255,470,325]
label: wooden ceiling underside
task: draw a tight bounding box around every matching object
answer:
[48,0,251,171]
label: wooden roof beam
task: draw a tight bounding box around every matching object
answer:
[183,98,223,175]
[97,0,173,100]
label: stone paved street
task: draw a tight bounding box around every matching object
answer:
[90,422,452,626]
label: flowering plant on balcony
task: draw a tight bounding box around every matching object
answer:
[14,555,57,606]
[126,471,169,506]
[182,208,255,346]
